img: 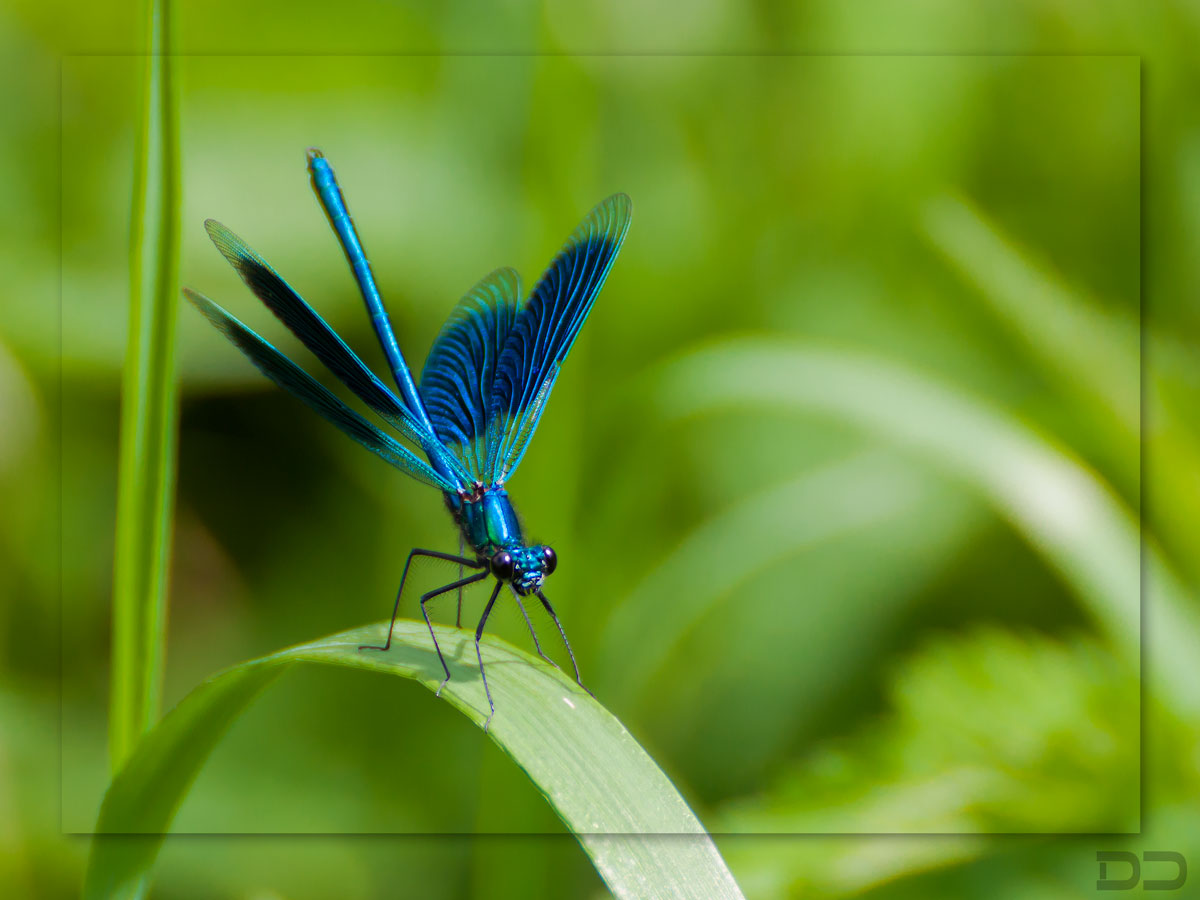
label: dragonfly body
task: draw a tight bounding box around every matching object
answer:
[185,149,630,728]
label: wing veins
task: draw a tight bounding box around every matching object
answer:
[203,220,471,489]
[184,288,456,491]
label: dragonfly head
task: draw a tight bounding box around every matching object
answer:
[490,545,557,595]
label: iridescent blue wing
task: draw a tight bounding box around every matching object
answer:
[418,268,520,482]
[203,219,471,489]
[184,288,457,492]
[486,194,632,484]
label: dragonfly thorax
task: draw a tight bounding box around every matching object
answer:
[451,486,557,595]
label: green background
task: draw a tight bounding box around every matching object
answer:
[4,2,1200,898]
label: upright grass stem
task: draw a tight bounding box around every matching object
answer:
[109,0,181,773]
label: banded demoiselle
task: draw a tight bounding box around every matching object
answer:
[184,150,631,729]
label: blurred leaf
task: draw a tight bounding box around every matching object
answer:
[600,450,947,703]
[721,629,1137,892]
[1145,332,1200,587]
[923,194,1138,441]
[656,339,1200,718]
[623,463,984,799]
[0,338,38,473]
[84,621,745,900]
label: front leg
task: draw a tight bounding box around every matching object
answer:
[456,533,466,628]
[420,569,491,694]
[536,590,592,697]
[509,585,559,670]
[475,581,504,732]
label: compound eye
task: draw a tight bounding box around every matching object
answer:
[542,545,557,575]
[491,551,515,579]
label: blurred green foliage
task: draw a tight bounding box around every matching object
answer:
[3,2,1199,898]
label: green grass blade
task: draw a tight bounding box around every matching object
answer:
[84,622,745,900]
[923,194,1139,437]
[109,0,181,772]
[599,451,935,702]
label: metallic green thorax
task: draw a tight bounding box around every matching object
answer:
[451,486,524,554]
[447,486,554,595]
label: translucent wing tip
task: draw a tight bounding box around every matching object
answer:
[203,218,239,254]
[602,192,632,215]
[573,194,632,253]
[181,285,210,310]
[183,285,226,322]
[595,193,633,229]
[202,220,264,277]
[472,266,522,300]
[182,287,240,339]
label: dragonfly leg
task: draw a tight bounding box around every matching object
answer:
[359,547,482,652]
[509,586,559,669]
[536,591,592,697]
[420,569,491,696]
[456,534,466,629]
[475,580,503,732]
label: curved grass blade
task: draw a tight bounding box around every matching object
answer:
[656,338,1200,718]
[599,451,939,703]
[657,339,1140,647]
[922,194,1139,437]
[84,622,745,900]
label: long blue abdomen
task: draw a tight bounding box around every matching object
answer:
[306,151,434,431]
